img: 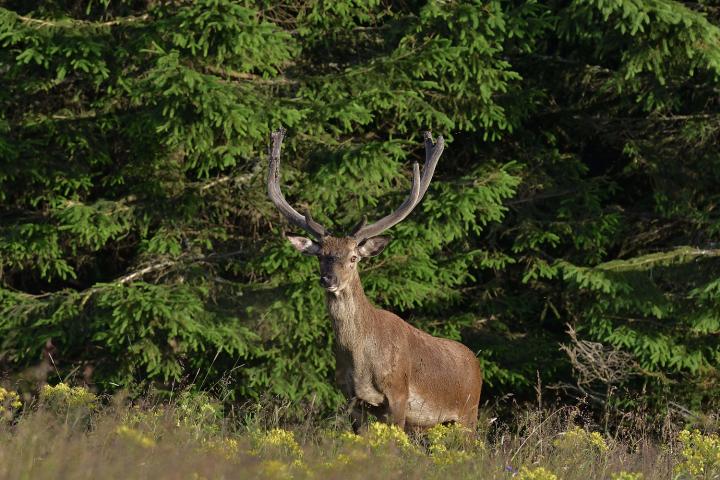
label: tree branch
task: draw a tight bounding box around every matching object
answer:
[116,260,176,284]
[7,250,245,302]
[15,13,150,29]
[198,173,254,192]
[202,65,297,85]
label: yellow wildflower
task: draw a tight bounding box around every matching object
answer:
[40,383,97,413]
[116,425,157,448]
[322,448,368,469]
[333,423,420,460]
[366,422,417,453]
[0,387,22,421]
[202,437,241,460]
[175,391,222,437]
[331,453,353,466]
[611,472,643,480]
[253,428,303,459]
[675,429,720,478]
[259,460,292,480]
[553,426,609,455]
[429,443,473,465]
[0,387,21,404]
[517,466,559,480]
[338,430,365,447]
[426,422,483,465]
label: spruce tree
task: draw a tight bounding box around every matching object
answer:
[0,0,718,413]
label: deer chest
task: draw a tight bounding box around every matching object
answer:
[334,349,386,407]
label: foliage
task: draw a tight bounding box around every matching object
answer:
[610,473,643,480]
[0,387,21,421]
[0,0,719,417]
[551,425,610,472]
[174,389,223,437]
[39,382,97,421]
[0,398,688,479]
[40,383,97,409]
[426,422,485,465]
[252,427,303,460]
[517,467,559,480]
[350,422,419,454]
[553,426,609,455]
[115,425,157,449]
[675,429,720,479]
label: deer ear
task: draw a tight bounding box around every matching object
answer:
[358,236,390,257]
[286,235,321,255]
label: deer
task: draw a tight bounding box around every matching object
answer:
[267,128,482,432]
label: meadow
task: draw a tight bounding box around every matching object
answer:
[1,384,717,480]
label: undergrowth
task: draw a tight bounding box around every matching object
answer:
[0,384,716,479]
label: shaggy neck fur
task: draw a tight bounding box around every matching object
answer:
[325,273,373,352]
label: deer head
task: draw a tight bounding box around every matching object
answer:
[267,128,445,294]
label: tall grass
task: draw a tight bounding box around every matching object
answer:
[0,384,717,480]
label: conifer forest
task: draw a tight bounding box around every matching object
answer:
[1,0,720,429]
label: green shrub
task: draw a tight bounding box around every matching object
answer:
[0,387,22,421]
[39,383,97,418]
[675,429,720,479]
[517,466,559,480]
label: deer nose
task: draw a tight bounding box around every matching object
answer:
[320,275,335,288]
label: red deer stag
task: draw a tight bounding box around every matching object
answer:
[267,129,482,431]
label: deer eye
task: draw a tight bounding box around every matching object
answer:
[350,255,358,263]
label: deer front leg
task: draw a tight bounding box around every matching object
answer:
[350,398,384,433]
[385,390,409,430]
[350,400,368,434]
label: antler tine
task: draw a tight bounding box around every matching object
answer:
[349,215,368,236]
[419,131,444,203]
[267,128,327,239]
[304,209,328,237]
[352,161,421,241]
[352,131,444,241]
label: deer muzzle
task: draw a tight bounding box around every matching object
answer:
[320,275,338,290]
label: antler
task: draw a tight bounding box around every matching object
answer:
[419,131,445,202]
[267,128,327,239]
[352,131,445,241]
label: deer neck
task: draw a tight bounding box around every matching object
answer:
[325,273,372,351]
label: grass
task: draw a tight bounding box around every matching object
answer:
[0,384,718,479]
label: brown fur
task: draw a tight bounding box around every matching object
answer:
[295,236,482,431]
